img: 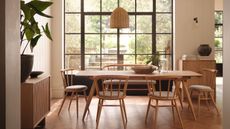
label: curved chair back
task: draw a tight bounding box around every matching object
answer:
[93,75,129,99]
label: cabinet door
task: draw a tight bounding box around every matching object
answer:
[33,77,50,126]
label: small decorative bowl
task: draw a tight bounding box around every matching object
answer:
[30,71,43,78]
[132,65,157,74]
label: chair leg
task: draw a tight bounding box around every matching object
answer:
[171,100,175,121]
[174,100,184,129]
[197,93,201,117]
[188,90,193,110]
[178,91,184,110]
[145,98,151,124]
[203,92,210,111]
[96,99,103,129]
[119,99,127,129]
[209,92,220,115]
[83,91,90,112]
[76,92,79,118]
[121,99,128,123]
[58,93,67,115]
[68,92,75,111]
[154,100,159,129]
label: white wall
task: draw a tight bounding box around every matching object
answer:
[223,1,230,128]
[174,0,214,69]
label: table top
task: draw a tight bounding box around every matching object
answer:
[75,70,201,78]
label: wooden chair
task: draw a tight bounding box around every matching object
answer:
[93,75,129,129]
[145,76,184,129]
[189,69,220,116]
[58,68,88,117]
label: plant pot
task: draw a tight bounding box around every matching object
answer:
[21,54,34,82]
[197,44,212,56]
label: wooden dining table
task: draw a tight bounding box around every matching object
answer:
[75,70,201,121]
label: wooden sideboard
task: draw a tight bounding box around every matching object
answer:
[21,75,50,129]
[179,60,216,99]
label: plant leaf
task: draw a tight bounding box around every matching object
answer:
[42,23,52,40]
[25,25,35,41]
[21,1,33,20]
[30,35,42,52]
[28,1,53,18]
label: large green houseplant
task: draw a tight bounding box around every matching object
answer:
[20,0,53,82]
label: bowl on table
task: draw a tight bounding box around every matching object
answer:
[30,71,44,78]
[131,65,157,74]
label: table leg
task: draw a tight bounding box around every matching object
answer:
[182,79,197,120]
[82,80,96,120]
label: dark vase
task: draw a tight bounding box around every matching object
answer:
[197,44,212,56]
[21,54,34,82]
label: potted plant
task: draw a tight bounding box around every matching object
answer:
[20,0,53,82]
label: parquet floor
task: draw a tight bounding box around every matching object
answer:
[45,95,222,129]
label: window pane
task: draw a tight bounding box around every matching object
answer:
[156,14,172,33]
[156,0,172,12]
[123,55,135,64]
[65,14,80,33]
[215,12,223,24]
[158,55,172,70]
[102,55,117,66]
[85,15,100,33]
[85,55,100,70]
[65,34,81,54]
[137,55,151,64]
[136,34,152,54]
[215,50,222,63]
[215,38,223,48]
[102,0,117,12]
[136,16,152,33]
[102,34,117,54]
[65,55,81,69]
[136,0,153,12]
[85,34,100,54]
[215,25,223,37]
[120,34,135,54]
[102,16,117,33]
[84,0,100,12]
[156,34,171,53]
[120,15,135,33]
[120,0,135,12]
[65,0,80,12]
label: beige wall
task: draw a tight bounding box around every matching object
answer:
[174,0,215,69]
[223,1,230,128]
[5,0,21,128]
[51,0,64,98]
[215,0,223,10]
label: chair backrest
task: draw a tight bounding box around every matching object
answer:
[93,75,129,99]
[102,64,148,71]
[145,76,182,99]
[202,69,217,89]
[60,68,75,88]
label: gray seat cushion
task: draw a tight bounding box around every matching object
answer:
[189,85,212,91]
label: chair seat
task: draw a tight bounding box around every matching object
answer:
[66,85,88,91]
[98,91,124,98]
[148,91,174,99]
[189,85,212,91]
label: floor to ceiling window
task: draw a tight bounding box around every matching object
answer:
[64,0,173,70]
[214,11,223,76]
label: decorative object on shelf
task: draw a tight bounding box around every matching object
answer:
[21,55,34,82]
[30,71,44,78]
[197,44,212,56]
[132,65,157,74]
[110,7,129,28]
[20,0,53,82]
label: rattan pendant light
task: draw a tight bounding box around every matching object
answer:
[110,7,129,28]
